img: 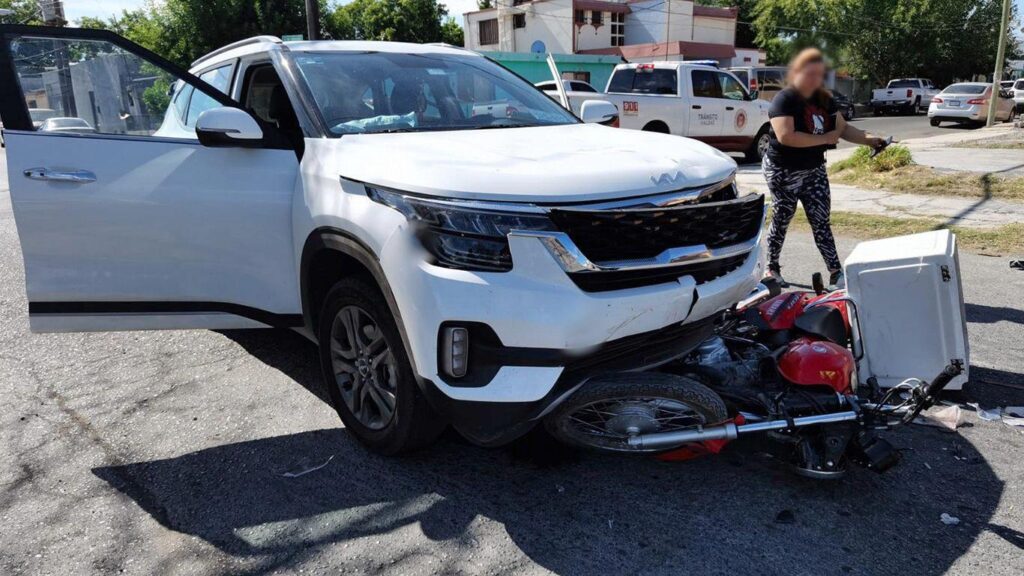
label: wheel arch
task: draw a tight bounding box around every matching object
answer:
[300,229,415,368]
[642,120,670,133]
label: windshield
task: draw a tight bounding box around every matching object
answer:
[943,84,987,95]
[292,51,578,135]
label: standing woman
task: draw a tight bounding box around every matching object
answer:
[763,48,888,287]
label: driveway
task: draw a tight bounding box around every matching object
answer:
[1,150,1023,576]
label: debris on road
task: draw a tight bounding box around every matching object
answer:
[281,455,335,478]
[1003,407,1024,428]
[940,513,961,526]
[968,403,1002,422]
[914,405,965,431]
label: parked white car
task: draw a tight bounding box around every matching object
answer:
[0,26,766,453]
[39,117,96,134]
[928,82,1015,127]
[870,78,939,115]
[1011,79,1024,111]
[570,62,772,162]
[536,79,599,94]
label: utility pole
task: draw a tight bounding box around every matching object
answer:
[305,0,321,41]
[988,0,1012,127]
[40,0,77,118]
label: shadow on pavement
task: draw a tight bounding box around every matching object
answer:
[92,329,1007,575]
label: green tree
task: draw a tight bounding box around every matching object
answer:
[751,0,1018,86]
[0,0,42,24]
[477,0,492,8]
[441,17,464,46]
[327,0,451,43]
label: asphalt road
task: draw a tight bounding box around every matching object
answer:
[836,112,963,149]
[1,150,1023,576]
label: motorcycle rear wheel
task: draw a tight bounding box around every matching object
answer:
[545,372,728,453]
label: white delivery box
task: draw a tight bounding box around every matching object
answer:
[844,230,969,390]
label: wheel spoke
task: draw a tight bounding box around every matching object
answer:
[329,304,398,431]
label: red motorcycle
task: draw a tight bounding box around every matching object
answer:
[545,275,963,479]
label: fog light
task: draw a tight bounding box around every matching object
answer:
[442,327,469,378]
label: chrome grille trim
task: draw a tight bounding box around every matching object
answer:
[511,203,765,274]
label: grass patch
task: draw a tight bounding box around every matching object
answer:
[789,209,1024,254]
[829,144,1024,201]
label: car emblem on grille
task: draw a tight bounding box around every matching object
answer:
[651,171,686,187]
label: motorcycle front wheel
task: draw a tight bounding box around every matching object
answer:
[545,372,728,453]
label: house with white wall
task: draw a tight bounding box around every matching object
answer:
[464,0,740,65]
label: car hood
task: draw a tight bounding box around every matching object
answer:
[328,123,737,203]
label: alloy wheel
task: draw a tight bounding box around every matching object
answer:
[329,305,398,430]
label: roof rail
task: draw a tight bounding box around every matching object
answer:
[192,35,283,68]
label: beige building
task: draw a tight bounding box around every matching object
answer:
[464,0,740,65]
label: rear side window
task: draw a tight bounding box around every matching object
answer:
[571,81,597,93]
[607,68,677,95]
[1015,80,1024,90]
[888,80,919,88]
[757,69,785,90]
[185,64,234,126]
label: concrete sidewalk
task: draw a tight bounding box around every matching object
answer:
[738,124,1024,228]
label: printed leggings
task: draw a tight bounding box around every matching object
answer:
[762,155,842,272]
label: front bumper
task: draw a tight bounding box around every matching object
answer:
[381,218,765,444]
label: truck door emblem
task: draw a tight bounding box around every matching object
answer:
[736,109,747,130]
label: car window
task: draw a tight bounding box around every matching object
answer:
[186,64,234,127]
[570,81,597,93]
[1015,80,1024,90]
[536,81,554,90]
[171,82,194,124]
[731,69,748,86]
[8,35,225,139]
[691,69,721,98]
[716,72,746,100]
[607,67,677,95]
[757,69,785,90]
[294,51,577,135]
[888,80,919,88]
[942,84,987,95]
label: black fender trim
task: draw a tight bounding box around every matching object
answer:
[27,301,302,328]
[300,227,424,382]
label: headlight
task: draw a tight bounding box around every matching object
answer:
[367,185,556,272]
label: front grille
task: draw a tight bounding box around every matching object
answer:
[569,253,750,292]
[548,193,764,263]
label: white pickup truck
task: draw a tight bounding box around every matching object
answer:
[567,62,772,162]
[870,78,939,115]
[0,25,766,454]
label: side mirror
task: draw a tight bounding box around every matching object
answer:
[748,89,759,101]
[195,107,264,147]
[580,100,619,126]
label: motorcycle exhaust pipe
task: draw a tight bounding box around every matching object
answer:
[627,411,859,451]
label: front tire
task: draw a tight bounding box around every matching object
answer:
[317,277,445,454]
[930,117,941,127]
[745,126,771,163]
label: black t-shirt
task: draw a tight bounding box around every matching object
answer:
[767,88,838,169]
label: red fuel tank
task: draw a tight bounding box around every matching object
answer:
[778,337,856,393]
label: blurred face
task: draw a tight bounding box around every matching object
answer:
[791,61,826,96]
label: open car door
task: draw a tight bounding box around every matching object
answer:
[0,25,302,332]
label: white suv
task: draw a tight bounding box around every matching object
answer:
[0,26,765,453]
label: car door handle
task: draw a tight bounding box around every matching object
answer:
[692,105,702,109]
[726,106,735,111]
[23,168,97,184]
